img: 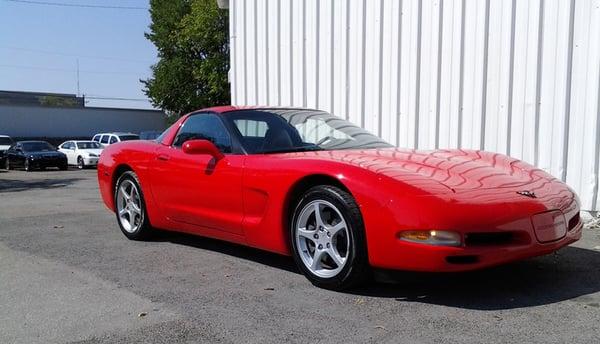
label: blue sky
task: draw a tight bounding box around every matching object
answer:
[0,0,157,109]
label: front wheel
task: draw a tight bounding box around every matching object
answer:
[4,159,9,170]
[290,185,370,290]
[114,171,152,240]
[77,156,84,169]
[24,159,32,172]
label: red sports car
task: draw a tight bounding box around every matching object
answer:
[98,106,582,290]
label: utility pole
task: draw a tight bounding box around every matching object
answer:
[76,58,80,97]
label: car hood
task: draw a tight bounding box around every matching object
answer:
[297,148,547,191]
[27,151,65,158]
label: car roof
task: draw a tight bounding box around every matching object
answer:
[198,106,323,115]
[72,140,97,143]
[0,135,11,138]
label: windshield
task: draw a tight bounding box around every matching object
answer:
[0,137,12,145]
[21,142,55,152]
[77,141,102,149]
[118,134,139,141]
[223,109,392,154]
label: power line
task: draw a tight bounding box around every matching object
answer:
[2,0,148,10]
[0,63,149,75]
[0,46,155,64]
[85,95,150,102]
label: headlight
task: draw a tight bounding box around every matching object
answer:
[398,230,462,247]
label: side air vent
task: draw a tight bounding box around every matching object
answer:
[568,213,580,231]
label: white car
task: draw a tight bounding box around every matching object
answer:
[58,140,103,169]
[91,132,139,147]
[0,135,13,169]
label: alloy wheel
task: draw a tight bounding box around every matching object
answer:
[116,179,143,233]
[295,200,350,278]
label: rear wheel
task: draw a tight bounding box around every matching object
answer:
[290,185,370,290]
[114,171,152,240]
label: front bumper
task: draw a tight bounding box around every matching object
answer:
[364,184,582,272]
[378,220,582,272]
[29,157,67,169]
[83,157,99,166]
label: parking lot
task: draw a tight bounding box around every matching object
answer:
[1,168,600,343]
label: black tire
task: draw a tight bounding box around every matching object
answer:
[60,163,68,171]
[114,171,152,240]
[290,185,371,290]
[24,159,32,172]
[77,156,84,169]
[4,159,9,170]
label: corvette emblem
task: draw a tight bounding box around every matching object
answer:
[517,190,537,198]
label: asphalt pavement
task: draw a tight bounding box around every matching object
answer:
[1,168,600,344]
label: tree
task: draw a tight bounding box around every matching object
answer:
[142,0,230,117]
[38,96,79,107]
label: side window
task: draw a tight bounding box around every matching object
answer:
[234,119,268,138]
[92,135,99,142]
[109,136,118,144]
[173,114,232,153]
[233,119,269,153]
[100,135,109,144]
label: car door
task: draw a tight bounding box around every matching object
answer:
[100,135,110,147]
[59,142,75,164]
[7,143,25,167]
[150,113,245,235]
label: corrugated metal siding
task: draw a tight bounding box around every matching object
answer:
[229,0,600,211]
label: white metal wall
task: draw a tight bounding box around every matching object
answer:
[229,0,600,211]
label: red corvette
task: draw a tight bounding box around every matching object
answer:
[98,106,582,290]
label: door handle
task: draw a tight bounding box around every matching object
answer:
[157,154,170,161]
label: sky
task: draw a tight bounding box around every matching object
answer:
[0,0,158,109]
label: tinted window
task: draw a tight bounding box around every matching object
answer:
[118,134,139,141]
[21,141,55,152]
[100,135,110,144]
[173,114,232,153]
[77,142,101,149]
[92,135,100,142]
[109,136,118,144]
[0,137,12,145]
[223,109,392,154]
[61,142,73,149]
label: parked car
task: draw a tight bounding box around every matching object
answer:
[5,140,67,171]
[98,106,582,290]
[58,140,103,169]
[0,135,13,169]
[92,132,139,147]
[139,130,163,140]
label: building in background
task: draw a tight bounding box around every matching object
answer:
[0,90,166,142]
[226,0,600,212]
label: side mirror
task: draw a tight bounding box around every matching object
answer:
[182,139,224,160]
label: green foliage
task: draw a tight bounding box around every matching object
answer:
[38,96,79,108]
[142,0,230,115]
